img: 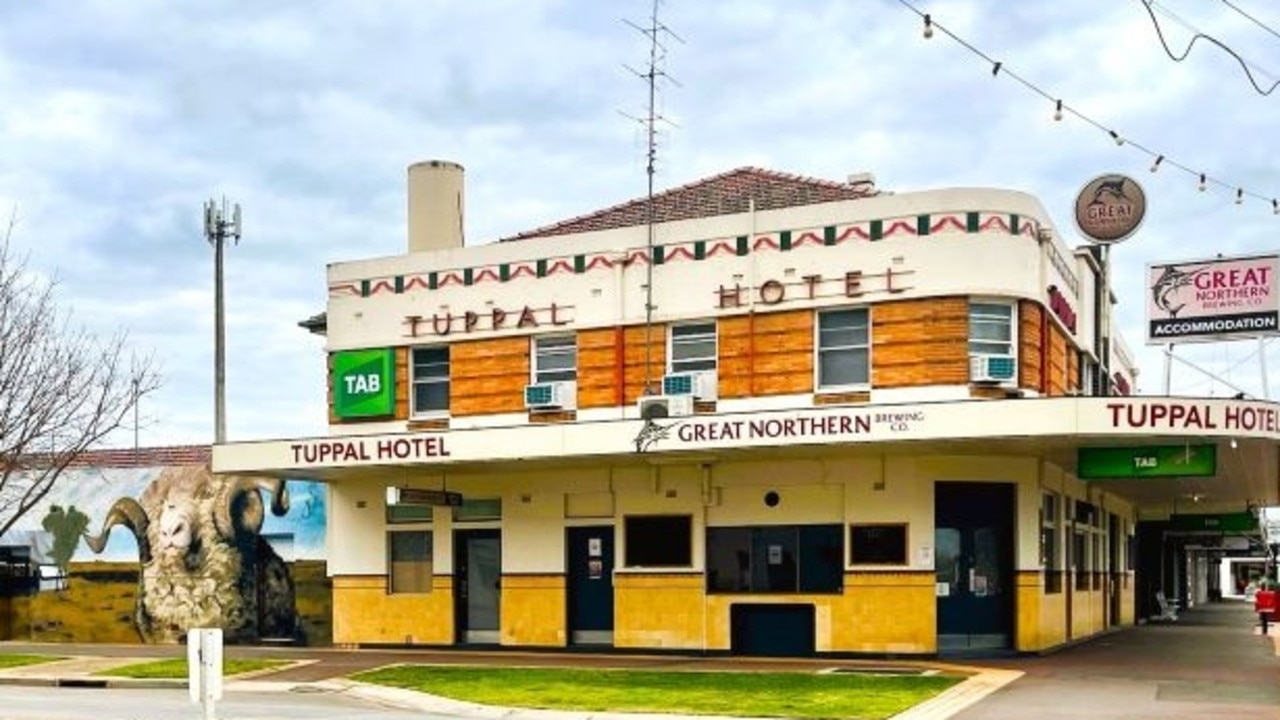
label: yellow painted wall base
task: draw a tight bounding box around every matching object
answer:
[332,575,454,645]
[501,575,566,647]
[614,573,706,650]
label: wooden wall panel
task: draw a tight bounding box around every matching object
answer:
[1019,301,1044,392]
[1067,345,1080,394]
[873,298,968,387]
[577,327,621,409]
[1046,324,1069,396]
[621,324,666,404]
[451,336,530,416]
[719,310,813,398]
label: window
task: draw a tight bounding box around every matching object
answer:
[387,503,434,524]
[624,515,692,567]
[1041,492,1062,593]
[969,302,1014,356]
[707,525,842,593]
[453,498,502,522]
[411,346,449,416]
[388,531,432,594]
[533,334,577,383]
[850,523,908,565]
[669,322,717,374]
[817,308,870,388]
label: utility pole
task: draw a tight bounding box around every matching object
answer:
[203,198,241,444]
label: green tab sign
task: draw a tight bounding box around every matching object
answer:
[1078,444,1216,480]
[1168,512,1257,533]
[332,348,395,418]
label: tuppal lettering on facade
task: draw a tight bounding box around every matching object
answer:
[290,436,451,465]
[1107,401,1280,432]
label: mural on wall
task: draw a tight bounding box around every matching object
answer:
[0,451,329,645]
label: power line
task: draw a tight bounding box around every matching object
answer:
[903,0,1280,216]
[1149,0,1277,83]
[1220,0,1280,44]
[1137,0,1280,95]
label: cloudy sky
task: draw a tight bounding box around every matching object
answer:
[2,0,1278,447]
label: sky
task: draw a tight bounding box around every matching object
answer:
[2,0,1280,447]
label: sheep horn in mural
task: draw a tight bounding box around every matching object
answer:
[84,498,151,564]
[82,466,299,644]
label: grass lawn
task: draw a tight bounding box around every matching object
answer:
[352,666,964,720]
[96,657,289,679]
[0,654,62,670]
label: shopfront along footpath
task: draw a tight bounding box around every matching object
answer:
[214,160,1280,657]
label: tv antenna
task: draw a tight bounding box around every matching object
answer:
[621,0,682,396]
[203,196,242,444]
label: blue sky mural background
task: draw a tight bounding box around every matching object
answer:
[0,467,326,563]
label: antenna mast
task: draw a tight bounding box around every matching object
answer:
[623,0,681,396]
[203,197,242,444]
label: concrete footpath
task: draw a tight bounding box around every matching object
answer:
[0,602,1275,720]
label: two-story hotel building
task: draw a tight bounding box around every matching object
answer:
[215,161,1280,656]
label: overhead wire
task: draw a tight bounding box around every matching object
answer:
[1220,0,1280,44]
[900,0,1280,216]
[1137,0,1280,95]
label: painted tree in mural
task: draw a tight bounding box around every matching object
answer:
[41,505,89,573]
[0,214,160,536]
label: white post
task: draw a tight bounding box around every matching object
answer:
[1163,343,1174,395]
[188,628,223,720]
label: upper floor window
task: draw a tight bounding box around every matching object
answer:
[410,346,449,416]
[669,322,717,374]
[533,334,577,383]
[817,308,870,388]
[969,302,1014,356]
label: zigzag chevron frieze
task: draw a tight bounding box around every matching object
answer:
[329,211,1043,297]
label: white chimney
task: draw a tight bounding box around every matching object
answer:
[407,160,465,252]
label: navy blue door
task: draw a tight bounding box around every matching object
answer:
[567,526,614,644]
[935,482,1014,653]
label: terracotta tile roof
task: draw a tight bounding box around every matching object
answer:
[503,167,879,241]
[65,444,211,469]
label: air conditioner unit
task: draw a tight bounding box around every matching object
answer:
[969,354,1017,384]
[524,381,576,410]
[637,395,695,421]
[662,371,718,400]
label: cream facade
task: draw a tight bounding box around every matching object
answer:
[215,163,1279,656]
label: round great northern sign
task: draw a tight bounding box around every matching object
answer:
[1073,173,1147,244]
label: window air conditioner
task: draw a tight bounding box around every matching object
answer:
[524,381,576,410]
[661,371,718,400]
[637,395,695,421]
[969,354,1017,384]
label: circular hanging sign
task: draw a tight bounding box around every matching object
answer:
[1073,173,1147,244]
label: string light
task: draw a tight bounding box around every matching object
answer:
[895,0,1280,216]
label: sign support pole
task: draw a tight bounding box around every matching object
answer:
[1260,337,1270,400]
[1163,344,1174,395]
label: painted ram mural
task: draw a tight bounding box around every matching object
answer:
[83,465,298,644]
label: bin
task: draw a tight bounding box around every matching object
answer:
[1256,589,1277,618]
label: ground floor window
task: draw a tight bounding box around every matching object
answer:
[706,524,842,593]
[624,515,692,568]
[388,530,433,594]
[1041,491,1062,593]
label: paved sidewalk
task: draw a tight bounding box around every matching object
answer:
[0,601,1273,719]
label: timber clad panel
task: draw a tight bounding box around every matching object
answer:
[577,328,619,409]
[719,311,813,398]
[1019,301,1043,392]
[1047,325,1069,396]
[1068,347,1080,393]
[873,298,968,387]
[452,337,530,416]
[622,324,666,403]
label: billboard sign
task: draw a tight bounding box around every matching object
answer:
[1146,253,1280,344]
[1074,173,1146,244]
[332,348,395,418]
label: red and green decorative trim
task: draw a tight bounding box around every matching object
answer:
[330,211,1042,298]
